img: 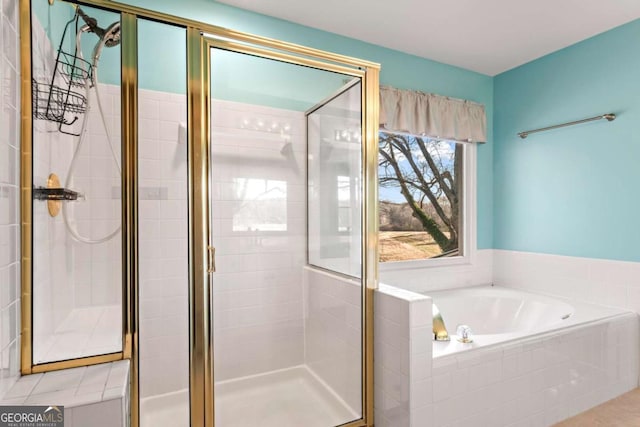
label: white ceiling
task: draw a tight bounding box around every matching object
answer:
[217,0,640,76]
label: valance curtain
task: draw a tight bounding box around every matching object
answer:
[379,86,487,143]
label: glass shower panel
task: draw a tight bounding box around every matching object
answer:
[307,81,362,278]
[209,47,363,426]
[137,20,189,427]
[31,2,122,364]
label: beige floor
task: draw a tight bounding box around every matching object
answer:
[555,388,640,427]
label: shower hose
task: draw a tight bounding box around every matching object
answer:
[62,32,122,244]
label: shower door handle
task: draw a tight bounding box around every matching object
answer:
[207,246,216,273]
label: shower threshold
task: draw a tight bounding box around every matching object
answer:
[140,365,359,427]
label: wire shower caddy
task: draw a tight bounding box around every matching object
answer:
[32,11,92,136]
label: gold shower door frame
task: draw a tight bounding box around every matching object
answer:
[19,1,379,427]
[200,35,379,427]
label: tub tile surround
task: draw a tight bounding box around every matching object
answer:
[494,249,640,314]
[375,279,640,426]
[0,0,21,396]
[431,314,638,426]
[374,284,432,427]
[1,360,130,427]
[380,249,493,294]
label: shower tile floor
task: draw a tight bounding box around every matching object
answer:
[34,305,122,364]
[140,366,358,427]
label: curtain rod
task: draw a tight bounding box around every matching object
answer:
[518,113,616,139]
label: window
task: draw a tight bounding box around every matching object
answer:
[232,178,288,232]
[337,175,355,232]
[379,131,465,263]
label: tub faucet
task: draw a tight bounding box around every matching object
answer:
[433,303,450,341]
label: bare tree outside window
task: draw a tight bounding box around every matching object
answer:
[378,131,463,262]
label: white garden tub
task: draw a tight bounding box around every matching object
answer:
[428,285,630,358]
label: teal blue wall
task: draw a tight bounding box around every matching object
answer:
[33,0,494,249]
[493,19,640,261]
[209,49,349,112]
[121,0,495,249]
[33,1,640,260]
[137,19,186,94]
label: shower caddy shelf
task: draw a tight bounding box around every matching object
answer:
[32,11,93,136]
[33,187,80,201]
[34,174,81,218]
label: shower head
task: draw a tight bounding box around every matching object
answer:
[92,21,121,64]
[101,22,121,48]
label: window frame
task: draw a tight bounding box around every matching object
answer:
[378,137,477,271]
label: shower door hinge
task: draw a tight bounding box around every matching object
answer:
[207,246,216,273]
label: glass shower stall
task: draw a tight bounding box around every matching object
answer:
[21,1,379,426]
[208,47,365,427]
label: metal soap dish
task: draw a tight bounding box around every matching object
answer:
[33,174,80,218]
[33,187,81,201]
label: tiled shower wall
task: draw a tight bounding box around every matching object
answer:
[28,6,186,382]
[137,89,189,398]
[304,267,363,414]
[31,13,78,355]
[67,81,122,311]
[30,13,122,363]
[211,100,306,381]
[0,0,21,395]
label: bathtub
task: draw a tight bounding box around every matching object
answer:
[428,285,632,358]
[374,283,639,426]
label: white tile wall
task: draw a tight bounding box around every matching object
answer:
[27,10,183,402]
[428,313,638,427]
[69,82,122,310]
[380,249,493,294]
[211,100,306,381]
[0,0,21,396]
[374,284,432,427]
[374,278,640,426]
[494,250,640,313]
[137,89,189,399]
[374,285,640,427]
[30,13,122,364]
[31,14,75,360]
[304,267,363,414]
